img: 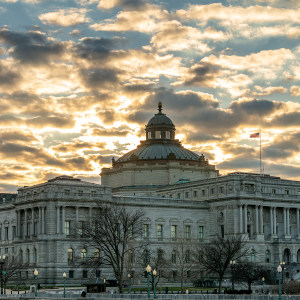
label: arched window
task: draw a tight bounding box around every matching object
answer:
[250,249,255,262]
[19,249,23,263]
[297,250,300,263]
[284,248,290,263]
[185,250,190,263]
[172,250,176,264]
[81,249,87,262]
[33,248,37,263]
[143,250,149,265]
[94,249,100,261]
[26,249,30,263]
[265,250,270,263]
[68,248,73,262]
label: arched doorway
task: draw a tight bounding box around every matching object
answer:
[283,248,290,263]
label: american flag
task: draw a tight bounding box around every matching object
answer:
[250,132,260,138]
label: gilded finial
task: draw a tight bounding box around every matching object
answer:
[158,102,162,113]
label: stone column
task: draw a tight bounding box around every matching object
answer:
[270,207,273,235]
[297,208,299,236]
[244,205,247,234]
[39,207,42,235]
[16,210,19,237]
[273,207,277,235]
[62,206,65,234]
[260,206,263,234]
[75,206,79,224]
[89,207,92,221]
[41,207,45,234]
[239,205,243,234]
[225,205,228,234]
[283,208,287,234]
[255,205,259,234]
[24,209,27,237]
[287,208,290,235]
[31,208,34,236]
[56,206,60,234]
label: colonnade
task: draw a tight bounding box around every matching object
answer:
[16,207,45,237]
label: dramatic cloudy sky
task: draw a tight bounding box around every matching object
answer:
[1,0,300,191]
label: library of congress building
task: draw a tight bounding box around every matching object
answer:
[1,103,300,285]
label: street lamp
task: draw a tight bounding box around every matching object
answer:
[277,265,282,300]
[280,262,285,283]
[34,269,38,297]
[153,269,157,299]
[146,264,151,299]
[63,272,66,298]
[128,274,131,294]
[230,260,236,289]
[103,278,106,293]
[0,255,5,295]
[262,277,265,294]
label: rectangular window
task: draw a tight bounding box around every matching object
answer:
[5,227,8,240]
[202,190,206,196]
[272,189,276,194]
[211,188,215,195]
[219,187,224,193]
[155,131,161,139]
[157,225,162,240]
[12,247,14,253]
[247,225,251,237]
[177,193,181,199]
[78,221,83,236]
[27,223,30,236]
[91,191,96,196]
[12,226,16,239]
[221,225,224,238]
[165,131,170,139]
[298,191,300,195]
[193,191,197,197]
[65,190,70,195]
[185,192,189,198]
[26,271,28,279]
[82,270,88,278]
[185,225,191,239]
[171,225,177,240]
[69,271,74,279]
[169,194,173,198]
[199,226,203,239]
[34,222,37,235]
[65,221,70,235]
[96,270,101,278]
[285,190,289,195]
[4,248,8,254]
[78,190,83,196]
[147,132,152,139]
[143,224,149,238]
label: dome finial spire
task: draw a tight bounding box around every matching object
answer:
[158,101,162,113]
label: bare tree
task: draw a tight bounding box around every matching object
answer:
[194,235,251,293]
[233,262,272,290]
[77,200,146,293]
[167,232,198,293]
[3,255,29,288]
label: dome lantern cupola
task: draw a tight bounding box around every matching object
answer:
[145,102,175,140]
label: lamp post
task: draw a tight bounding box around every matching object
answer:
[153,269,157,299]
[63,272,66,298]
[0,255,5,295]
[230,260,235,289]
[262,277,265,294]
[146,264,151,299]
[277,265,282,300]
[103,278,106,293]
[280,262,285,283]
[128,274,131,294]
[34,269,38,297]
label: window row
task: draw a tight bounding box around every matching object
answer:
[19,248,37,263]
[64,190,97,196]
[0,226,16,240]
[166,187,225,199]
[67,248,100,262]
[147,131,172,139]
[142,224,204,240]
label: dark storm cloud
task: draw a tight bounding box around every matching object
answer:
[184,132,222,143]
[51,141,107,153]
[182,62,222,87]
[0,29,65,65]
[0,172,27,181]
[0,62,21,88]
[90,154,113,165]
[96,110,117,125]
[91,128,131,137]
[264,111,300,128]
[65,157,94,171]
[9,165,31,171]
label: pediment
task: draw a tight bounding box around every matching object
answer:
[142,217,151,223]
[183,218,193,224]
[155,217,165,223]
[3,220,9,225]
[169,218,179,223]
[197,219,207,224]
